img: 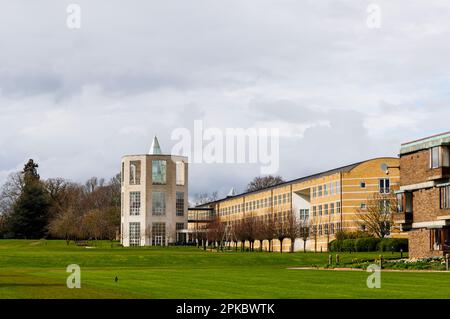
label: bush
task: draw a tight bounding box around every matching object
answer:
[377,238,408,252]
[329,240,342,252]
[354,237,380,252]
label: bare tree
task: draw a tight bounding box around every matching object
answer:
[246,175,284,192]
[356,192,397,238]
[0,172,24,215]
[285,210,300,253]
[274,212,288,253]
[298,219,311,253]
[192,191,219,206]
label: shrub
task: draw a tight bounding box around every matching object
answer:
[354,237,380,252]
[342,239,355,252]
[377,238,408,252]
[329,240,342,252]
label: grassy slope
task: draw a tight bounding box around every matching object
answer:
[0,240,448,299]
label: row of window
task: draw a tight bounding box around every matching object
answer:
[121,160,185,186]
[430,146,450,169]
[312,222,342,236]
[311,181,341,199]
[219,193,292,216]
[127,191,185,216]
[312,202,341,217]
[127,222,185,246]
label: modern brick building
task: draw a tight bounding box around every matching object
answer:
[394,132,450,258]
[197,157,399,252]
[120,136,188,246]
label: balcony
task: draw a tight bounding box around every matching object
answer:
[427,167,450,181]
[393,212,413,230]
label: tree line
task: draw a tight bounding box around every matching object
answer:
[0,159,120,243]
[193,210,311,253]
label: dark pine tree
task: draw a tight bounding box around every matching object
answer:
[7,159,50,238]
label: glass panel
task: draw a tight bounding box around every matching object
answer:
[176,161,185,185]
[152,160,167,184]
[152,192,166,216]
[129,192,141,216]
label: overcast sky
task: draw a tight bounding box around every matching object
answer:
[1,1,450,198]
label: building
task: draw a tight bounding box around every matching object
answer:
[394,131,450,258]
[120,136,188,246]
[197,157,399,252]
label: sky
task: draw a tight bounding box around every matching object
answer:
[1,1,450,199]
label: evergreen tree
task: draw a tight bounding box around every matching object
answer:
[7,159,50,238]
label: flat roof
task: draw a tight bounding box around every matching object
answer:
[197,157,397,207]
[400,131,450,155]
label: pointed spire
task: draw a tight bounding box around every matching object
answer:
[227,187,236,197]
[149,135,162,155]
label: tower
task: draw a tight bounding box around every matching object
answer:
[120,136,188,246]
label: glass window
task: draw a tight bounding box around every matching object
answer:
[379,179,390,194]
[318,205,322,216]
[336,181,341,194]
[129,192,141,216]
[313,206,317,217]
[152,160,167,184]
[324,204,328,215]
[330,202,334,215]
[176,192,184,216]
[360,181,366,188]
[336,202,341,214]
[129,222,140,246]
[176,161,185,185]
[431,147,440,169]
[152,192,166,216]
[324,184,328,196]
[318,185,323,197]
[152,222,166,246]
[129,161,141,185]
[441,186,450,209]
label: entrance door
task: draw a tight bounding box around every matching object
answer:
[155,235,163,246]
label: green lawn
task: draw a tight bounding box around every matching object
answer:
[0,240,448,299]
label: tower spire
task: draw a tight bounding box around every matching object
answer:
[149,135,162,155]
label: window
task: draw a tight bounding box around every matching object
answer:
[299,209,309,220]
[330,203,335,215]
[330,223,335,235]
[152,222,166,246]
[129,161,141,185]
[129,222,140,246]
[176,223,185,243]
[336,202,341,214]
[318,205,322,216]
[318,185,323,197]
[318,224,323,236]
[336,181,341,194]
[313,206,317,217]
[380,200,390,214]
[360,181,366,188]
[152,192,166,215]
[324,204,329,215]
[129,192,141,216]
[431,147,440,169]
[176,192,184,216]
[176,161,185,185]
[324,184,328,196]
[360,203,367,209]
[379,179,390,194]
[396,193,403,212]
[312,187,316,198]
[324,223,329,235]
[121,162,124,185]
[330,183,334,195]
[283,193,287,204]
[121,192,124,217]
[152,160,167,184]
[441,186,450,209]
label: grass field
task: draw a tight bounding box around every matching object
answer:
[0,240,449,299]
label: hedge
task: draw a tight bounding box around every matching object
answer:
[329,238,408,252]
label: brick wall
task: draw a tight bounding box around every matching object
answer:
[409,229,443,258]
[400,150,430,186]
